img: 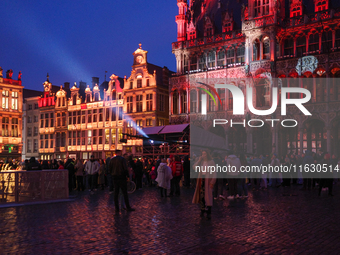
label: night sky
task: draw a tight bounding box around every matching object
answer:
[0,0,177,90]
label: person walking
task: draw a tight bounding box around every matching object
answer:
[109,150,135,213]
[106,157,113,193]
[192,150,216,219]
[85,155,100,194]
[212,152,225,200]
[169,156,183,196]
[155,157,173,197]
[98,159,105,190]
[75,159,84,191]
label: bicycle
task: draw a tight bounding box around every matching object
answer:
[127,180,136,194]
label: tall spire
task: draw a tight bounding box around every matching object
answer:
[46,73,50,82]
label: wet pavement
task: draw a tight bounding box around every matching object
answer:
[1,184,340,254]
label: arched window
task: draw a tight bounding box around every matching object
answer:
[308,33,320,52]
[284,37,294,56]
[316,1,327,11]
[227,48,235,65]
[217,50,225,67]
[253,39,260,61]
[183,56,188,73]
[291,6,302,17]
[236,45,245,63]
[190,56,197,71]
[199,54,206,70]
[255,78,270,107]
[137,79,142,88]
[322,29,333,53]
[263,38,270,60]
[86,94,91,103]
[62,97,65,106]
[254,0,269,17]
[190,90,197,113]
[296,35,306,57]
[112,90,116,100]
[207,51,215,68]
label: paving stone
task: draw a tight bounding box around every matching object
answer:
[0,185,340,254]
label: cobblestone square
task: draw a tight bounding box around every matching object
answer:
[1,184,340,254]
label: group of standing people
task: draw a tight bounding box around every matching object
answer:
[191,148,339,220]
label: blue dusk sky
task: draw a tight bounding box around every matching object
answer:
[0,0,178,90]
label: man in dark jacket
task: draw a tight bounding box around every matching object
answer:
[106,157,113,193]
[27,157,42,171]
[109,150,135,212]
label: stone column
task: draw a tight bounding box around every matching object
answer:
[133,94,136,113]
[260,41,263,60]
[225,89,228,111]
[270,35,275,61]
[170,92,173,115]
[178,91,181,114]
[186,87,190,113]
[152,91,157,111]
[215,51,218,67]
[142,91,146,112]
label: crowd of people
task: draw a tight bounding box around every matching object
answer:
[191,149,339,219]
[1,148,338,219]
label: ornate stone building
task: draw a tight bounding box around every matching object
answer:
[170,0,340,156]
[0,67,23,160]
[123,44,172,156]
[21,45,172,160]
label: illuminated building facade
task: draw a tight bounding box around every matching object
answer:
[123,44,171,156]
[38,76,57,160]
[171,0,340,156]
[0,67,23,160]
[22,95,40,161]
[22,45,171,160]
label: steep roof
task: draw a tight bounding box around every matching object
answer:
[23,89,42,99]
